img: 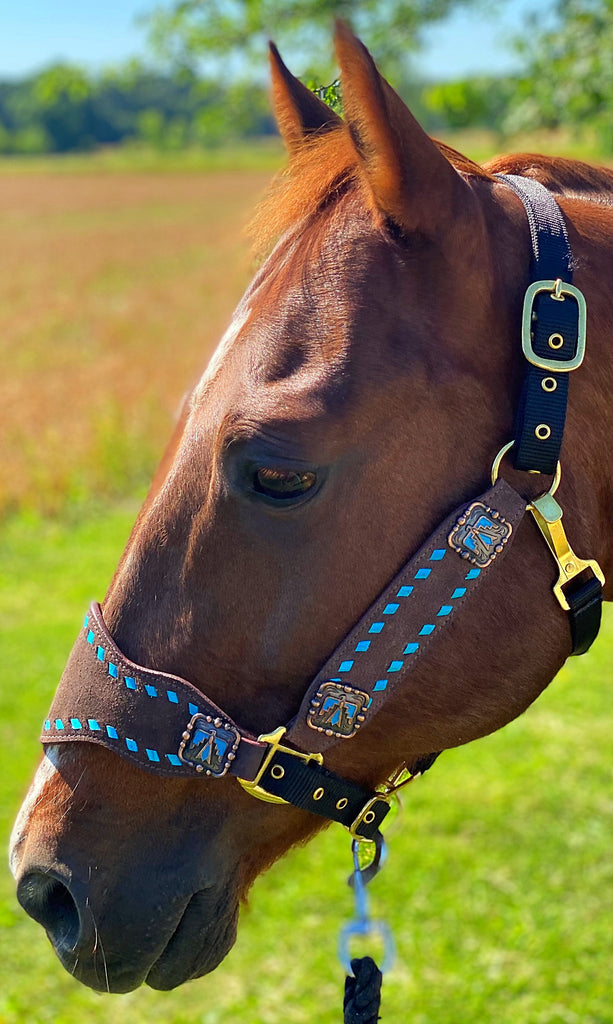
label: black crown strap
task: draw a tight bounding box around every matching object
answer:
[500,173,602,656]
[498,173,578,475]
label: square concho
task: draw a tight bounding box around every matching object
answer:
[307,681,370,739]
[448,500,513,569]
[178,714,240,776]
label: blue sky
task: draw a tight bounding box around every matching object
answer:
[1,1,546,80]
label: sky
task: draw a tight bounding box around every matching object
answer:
[0,0,548,81]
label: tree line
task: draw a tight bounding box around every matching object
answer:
[0,61,549,156]
[0,62,276,154]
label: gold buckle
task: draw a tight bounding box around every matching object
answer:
[348,764,417,840]
[529,491,604,611]
[348,794,391,840]
[238,727,323,805]
[522,279,587,373]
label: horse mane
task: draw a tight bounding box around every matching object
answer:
[250,128,613,256]
[485,152,613,200]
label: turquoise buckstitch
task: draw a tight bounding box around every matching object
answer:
[374,573,482,688]
[347,555,445,668]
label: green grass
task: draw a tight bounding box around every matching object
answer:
[0,139,285,176]
[1,504,612,1023]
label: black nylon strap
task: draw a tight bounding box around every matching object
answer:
[501,174,573,277]
[259,749,390,840]
[566,573,603,656]
[500,174,602,656]
[498,174,578,474]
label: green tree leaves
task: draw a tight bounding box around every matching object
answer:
[506,0,613,149]
[144,0,483,83]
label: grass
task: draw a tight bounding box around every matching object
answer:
[1,507,612,1023]
[0,139,286,177]
[0,162,276,517]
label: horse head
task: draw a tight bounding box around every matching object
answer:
[10,24,613,993]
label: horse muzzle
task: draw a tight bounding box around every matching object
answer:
[15,859,239,992]
[10,746,242,992]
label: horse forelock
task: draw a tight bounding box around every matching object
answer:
[249,123,494,259]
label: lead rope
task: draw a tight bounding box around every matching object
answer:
[339,834,391,1022]
[336,763,434,1020]
[344,957,383,1024]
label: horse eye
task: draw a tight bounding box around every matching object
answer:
[253,467,317,500]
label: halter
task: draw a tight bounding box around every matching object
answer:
[40,175,605,842]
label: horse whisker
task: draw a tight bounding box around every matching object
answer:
[87,895,110,994]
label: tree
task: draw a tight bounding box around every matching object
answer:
[144,0,489,85]
[505,0,613,149]
[423,75,517,134]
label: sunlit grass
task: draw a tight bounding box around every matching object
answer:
[0,166,273,516]
[0,139,285,176]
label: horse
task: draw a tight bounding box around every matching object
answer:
[10,22,613,995]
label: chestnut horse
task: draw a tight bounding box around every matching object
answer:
[10,24,613,994]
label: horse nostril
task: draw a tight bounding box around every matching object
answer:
[17,871,81,951]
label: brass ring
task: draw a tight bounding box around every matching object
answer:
[490,440,515,485]
[542,377,557,392]
[363,810,376,824]
[336,797,348,810]
[548,332,564,349]
[313,787,324,801]
[535,423,552,440]
[271,764,285,780]
[491,439,561,496]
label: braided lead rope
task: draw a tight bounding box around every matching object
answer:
[344,957,382,1024]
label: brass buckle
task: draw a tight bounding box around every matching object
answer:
[238,727,323,805]
[522,279,587,373]
[529,490,605,611]
[348,764,417,840]
[348,794,391,841]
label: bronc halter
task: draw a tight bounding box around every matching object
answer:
[41,174,605,846]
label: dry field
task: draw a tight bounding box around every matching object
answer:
[0,167,275,516]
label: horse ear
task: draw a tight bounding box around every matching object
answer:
[334,22,470,234]
[269,42,343,153]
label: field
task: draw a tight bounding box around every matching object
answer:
[1,141,612,1024]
